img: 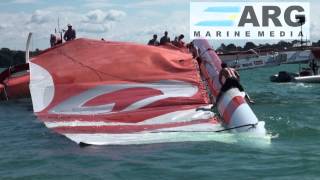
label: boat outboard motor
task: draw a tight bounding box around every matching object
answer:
[299,69,312,76]
[278,71,292,82]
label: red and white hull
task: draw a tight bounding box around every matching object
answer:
[194,39,266,136]
[294,75,320,83]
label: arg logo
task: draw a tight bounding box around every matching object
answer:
[190,2,310,40]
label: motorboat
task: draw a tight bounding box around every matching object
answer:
[270,67,320,83]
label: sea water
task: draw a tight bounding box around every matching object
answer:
[0,64,319,179]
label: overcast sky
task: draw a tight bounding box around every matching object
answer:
[0,0,319,50]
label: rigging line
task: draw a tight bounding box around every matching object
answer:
[148,123,258,134]
[58,48,141,82]
[213,123,257,132]
[58,49,103,81]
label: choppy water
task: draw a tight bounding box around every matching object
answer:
[0,64,320,179]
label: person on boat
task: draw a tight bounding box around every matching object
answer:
[309,59,319,75]
[63,24,76,42]
[172,34,185,48]
[176,34,185,48]
[215,62,254,105]
[188,42,202,70]
[50,34,62,47]
[50,34,56,47]
[172,36,178,46]
[56,35,62,45]
[148,34,160,46]
[160,31,170,45]
[188,41,199,59]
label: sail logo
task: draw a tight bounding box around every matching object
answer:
[190,2,310,40]
[49,80,198,115]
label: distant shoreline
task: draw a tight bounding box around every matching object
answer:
[1,39,319,68]
[0,48,41,68]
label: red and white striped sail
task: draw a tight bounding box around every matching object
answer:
[29,38,221,145]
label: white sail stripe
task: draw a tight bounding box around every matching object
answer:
[49,80,198,115]
[44,105,215,128]
[29,62,55,112]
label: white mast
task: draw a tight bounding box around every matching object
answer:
[25,32,32,63]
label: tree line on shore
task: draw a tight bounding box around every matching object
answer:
[0,48,41,68]
[217,40,320,53]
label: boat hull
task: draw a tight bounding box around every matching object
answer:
[270,71,298,83]
[1,74,30,100]
[42,105,225,145]
[60,123,269,146]
[294,75,320,83]
[193,39,266,136]
[0,64,30,100]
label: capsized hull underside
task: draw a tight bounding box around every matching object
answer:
[61,125,270,146]
[44,120,269,146]
[40,104,268,145]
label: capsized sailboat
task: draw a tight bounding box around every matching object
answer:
[29,38,267,145]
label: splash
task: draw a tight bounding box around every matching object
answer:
[294,83,313,88]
